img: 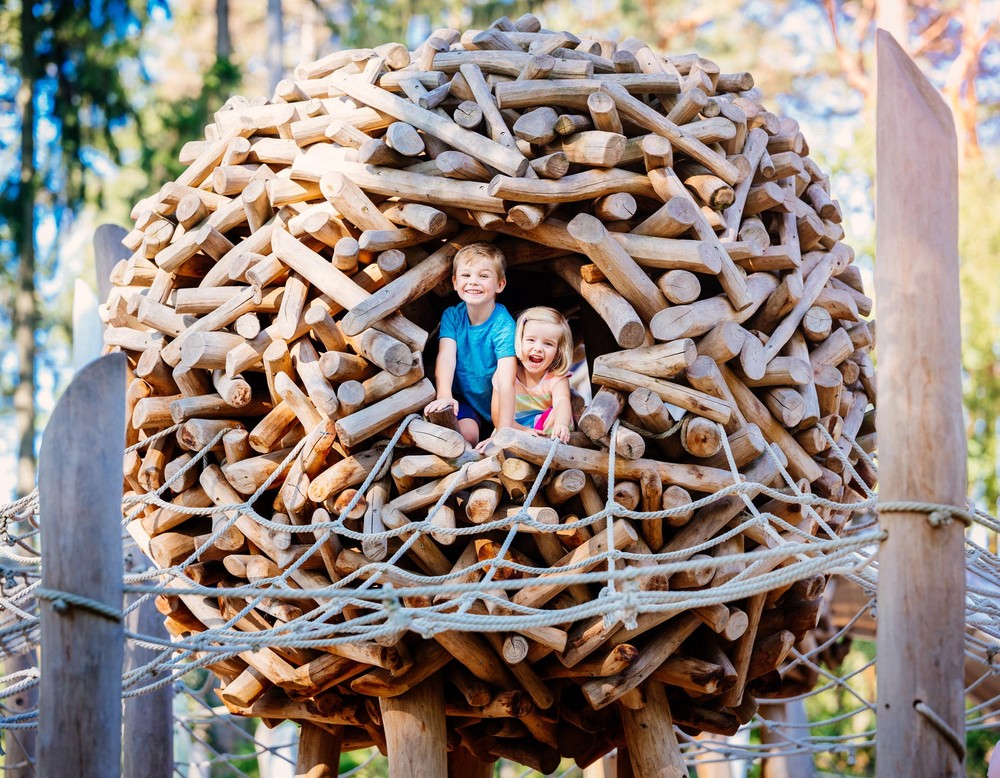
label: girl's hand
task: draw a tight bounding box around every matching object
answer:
[474,435,493,453]
[550,424,571,444]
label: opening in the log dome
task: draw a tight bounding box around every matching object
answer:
[419,248,595,416]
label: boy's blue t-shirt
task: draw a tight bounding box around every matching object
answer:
[439,302,517,422]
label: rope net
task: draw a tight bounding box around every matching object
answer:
[1,418,998,776]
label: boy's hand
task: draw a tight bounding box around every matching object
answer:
[424,398,459,416]
[474,435,493,453]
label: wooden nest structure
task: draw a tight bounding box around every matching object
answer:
[110,13,875,774]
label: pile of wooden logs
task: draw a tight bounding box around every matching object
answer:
[109,13,876,773]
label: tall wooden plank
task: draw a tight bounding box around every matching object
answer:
[380,674,448,778]
[93,224,128,304]
[874,30,966,778]
[75,225,128,371]
[122,596,174,778]
[37,353,127,778]
[94,220,177,778]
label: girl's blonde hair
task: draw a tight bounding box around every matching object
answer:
[515,306,574,376]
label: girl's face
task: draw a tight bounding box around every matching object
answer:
[520,319,563,376]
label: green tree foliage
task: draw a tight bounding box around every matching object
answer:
[0,0,155,496]
[960,167,1000,515]
[0,1,148,210]
[137,55,242,187]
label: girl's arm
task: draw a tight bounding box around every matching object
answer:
[548,375,573,442]
[425,338,459,414]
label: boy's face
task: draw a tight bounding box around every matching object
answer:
[453,257,506,306]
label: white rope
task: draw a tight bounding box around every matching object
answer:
[4,423,1000,773]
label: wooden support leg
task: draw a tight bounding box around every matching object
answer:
[694,759,733,778]
[616,748,635,778]
[691,732,734,778]
[621,682,687,777]
[580,750,631,778]
[295,722,343,778]
[447,745,493,778]
[582,754,609,778]
[380,674,448,778]
[760,701,814,778]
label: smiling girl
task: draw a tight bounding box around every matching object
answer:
[492,306,574,443]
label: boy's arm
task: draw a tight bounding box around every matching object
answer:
[425,338,459,414]
[492,356,517,430]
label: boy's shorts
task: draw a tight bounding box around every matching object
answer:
[456,400,493,436]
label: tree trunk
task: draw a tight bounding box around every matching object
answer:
[15,0,38,501]
[7,5,39,774]
[216,0,232,60]
[267,0,284,96]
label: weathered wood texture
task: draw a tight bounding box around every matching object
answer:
[37,353,126,778]
[381,675,448,778]
[123,595,174,778]
[874,30,965,778]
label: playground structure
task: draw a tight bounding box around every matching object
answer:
[0,20,990,778]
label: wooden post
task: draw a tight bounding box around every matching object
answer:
[295,722,343,777]
[875,30,966,778]
[93,224,126,304]
[3,650,38,777]
[582,753,618,778]
[380,673,448,778]
[691,743,735,778]
[37,353,127,777]
[93,224,174,778]
[94,223,175,778]
[122,597,174,778]
[621,680,687,777]
[760,701,814,778]
[1,217,120,778]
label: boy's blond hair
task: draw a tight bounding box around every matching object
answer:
[453,242,507,279]
[515,306,574,376]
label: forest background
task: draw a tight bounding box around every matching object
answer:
[0,0,997,774]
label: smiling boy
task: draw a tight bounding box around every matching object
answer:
[424,243,517,447]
